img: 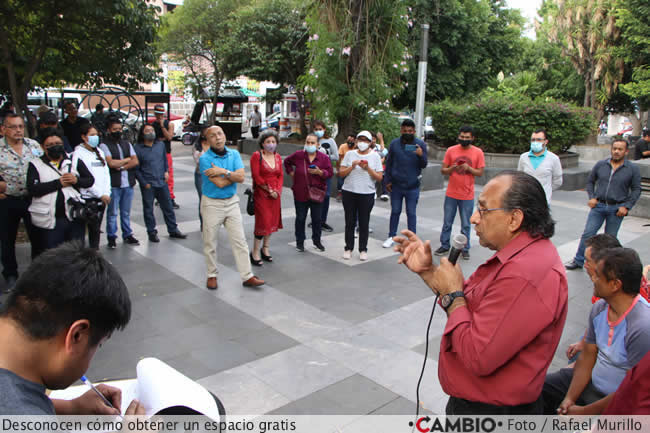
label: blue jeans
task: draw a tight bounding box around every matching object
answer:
[106,186,134,239]
[295,199,322,244]
[140,184,179,235]
[388,185,420,237]
[573,203,624,266]
[440,196,473,252]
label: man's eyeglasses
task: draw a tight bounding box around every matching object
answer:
[475,201,507,217]
[4,124,24,130]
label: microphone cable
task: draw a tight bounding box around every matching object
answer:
[412,293,439,428]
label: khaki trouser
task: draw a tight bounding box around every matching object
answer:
[201,194,253,281]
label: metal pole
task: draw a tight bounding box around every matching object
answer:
[415,24,429,139]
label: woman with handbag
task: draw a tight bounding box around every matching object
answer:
[249,129,283,266]
[73,123,111,249]
[284,133,332,252]
[338,130,383,261]
[27,128,94,250]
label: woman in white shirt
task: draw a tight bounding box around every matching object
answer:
[338,130,383,261]
[73,123,111,249]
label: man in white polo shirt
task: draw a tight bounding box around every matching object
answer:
[517,129,562,203]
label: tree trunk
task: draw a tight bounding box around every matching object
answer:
[296,90,308,138]
[336,108,362,142]
[624,111,642,136]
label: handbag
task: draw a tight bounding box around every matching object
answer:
[244,188,255,216]
[44,157,92,222]
[304,158,326,203]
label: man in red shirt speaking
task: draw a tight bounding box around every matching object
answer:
[394,170,568,414]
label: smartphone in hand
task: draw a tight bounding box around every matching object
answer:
[309,164,317,169]
[405,144,418,152]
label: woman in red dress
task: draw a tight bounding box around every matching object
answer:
[250,129,283,265]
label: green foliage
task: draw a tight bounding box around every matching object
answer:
[158,0,250,122]
[301,0,409,138]
[359,111,401,144]
[394,0,525,107]
[615,0,650,109]
[429,95,598,154]
[0,0,160,114]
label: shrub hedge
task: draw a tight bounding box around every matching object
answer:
[428,95,598,154]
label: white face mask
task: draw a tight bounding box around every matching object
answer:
[357,142,369,152]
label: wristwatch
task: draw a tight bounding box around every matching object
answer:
[441,291,465,311]
[225,170,231,178]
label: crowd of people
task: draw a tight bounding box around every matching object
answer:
[1,102,650,415]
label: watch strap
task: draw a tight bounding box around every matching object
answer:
[442,291,465,310]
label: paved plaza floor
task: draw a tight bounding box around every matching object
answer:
[4,141,650,415]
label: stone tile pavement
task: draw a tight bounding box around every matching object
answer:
[3,141,650,416]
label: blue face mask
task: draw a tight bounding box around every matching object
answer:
[304,145,317,154]
[88,135,100,148]
[314,130,325,138]
[530,141,544,153]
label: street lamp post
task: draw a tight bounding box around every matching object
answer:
[415,24,429,139]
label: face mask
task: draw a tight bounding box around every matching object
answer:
[263,142,277,152]
[144,132,156,141]
[402,133,414,143]
[47,145,65,160]
[459,139,472,147]
[87,135,99,148]
[347,140,355,147]
[212,146,227,156]
[304,145,317,154]
[530,141,544,153]
[357,142,369,152]
[110,131,122,141]
[314,130,325,138]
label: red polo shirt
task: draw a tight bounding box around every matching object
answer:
[439,232,568,406]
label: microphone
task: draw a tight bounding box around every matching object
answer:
[447,234,468,265]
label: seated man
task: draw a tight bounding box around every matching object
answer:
[543,247,650,414]
[566,234,650,361]
[0,241,143,415]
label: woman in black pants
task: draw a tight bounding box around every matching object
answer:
[338,131,383,261]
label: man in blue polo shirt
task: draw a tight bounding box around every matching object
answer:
[199,126,264,290]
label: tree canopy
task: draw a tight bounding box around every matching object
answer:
[0,0,160,122]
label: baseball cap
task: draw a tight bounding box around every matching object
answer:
[153,104,165,114]
[356,130,372,141]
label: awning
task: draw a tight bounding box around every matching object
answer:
[241,88,261,98]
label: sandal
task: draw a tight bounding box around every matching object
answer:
[260,247,273,262]
[250,252,263,266]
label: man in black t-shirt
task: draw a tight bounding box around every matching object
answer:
[59,101,89,148]
[0,242,144,415]
[634,129,650,160]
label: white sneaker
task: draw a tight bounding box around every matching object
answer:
[343,250,351,260]
[380,194,389,201]
[360,251,368,261]
[369,227,373,233]
[382,237,394,248]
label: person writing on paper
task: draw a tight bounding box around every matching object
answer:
[393,171,567,414]
[0,241,144,415]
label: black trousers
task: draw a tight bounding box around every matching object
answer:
[251,126,260,138]
[342,190,374,252]
[294,199,322,244]
[0,196,41,279]
[446,395,543,415]
[41,217,85,251]
[84,199,107,250]
[541,367,606,414]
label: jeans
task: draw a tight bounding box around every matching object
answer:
[388,185,420,237]
[140,184,179,235]
[440,196,473,251]
[194,171,203,226]
[106,186,134,240]
[343,191,375,252]
[42,217,85,250]
[541,368,606,414]
[294,199,322,244]
[0,196,40,278]
[321,178,331,223]
[573,203,624,266]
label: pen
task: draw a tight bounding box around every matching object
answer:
[80,375,123,419]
